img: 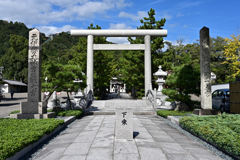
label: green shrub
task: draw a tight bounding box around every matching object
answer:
[54,109,83,117]
[157,110,192,118]
[179,113,240,157]
[9,110,20,115]
[0,118,64,160]
[9,109,83,117]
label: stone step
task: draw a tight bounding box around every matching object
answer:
[84,110,157,115]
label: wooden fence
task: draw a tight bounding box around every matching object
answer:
[230,82,240,114]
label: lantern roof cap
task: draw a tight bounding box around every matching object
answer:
[153,66,167,76]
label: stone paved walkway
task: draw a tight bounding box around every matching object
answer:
[29,115,222,160]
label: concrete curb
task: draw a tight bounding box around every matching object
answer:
[167,116,182,125]
[7,116,76,160]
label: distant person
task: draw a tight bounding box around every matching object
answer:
[10,89,14,99]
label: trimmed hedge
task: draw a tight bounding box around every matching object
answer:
[179,114,240,157]
[157,110,192,118]
[0,118,64,160]
[54,109,83,117]
[9,109,83,117]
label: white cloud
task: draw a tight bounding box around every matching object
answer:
[161,13,172,20]
[107,37,130,44]
[0,0,132,26]
[169,23,178,27]
[106,23,133,44]
[115,0,132,9]
[118,11,148,21]
[176,12,184,17]
[109,23,132,29]
[183,25,188,28]
[37,25,77,36]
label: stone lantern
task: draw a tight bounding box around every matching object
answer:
[153,66,167,95]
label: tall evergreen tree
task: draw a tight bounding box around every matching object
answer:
[120,8,166,98]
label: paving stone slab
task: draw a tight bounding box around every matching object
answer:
[165,153,196,160]
[87,148,113,160]
[59,155,87,160]
[34,148,66,160]
[138,147,167,160]
[158,143,188,154]
[114,140,138,154]
[63,142,91,155]
[114,153,140,160]
[91,137,114,148]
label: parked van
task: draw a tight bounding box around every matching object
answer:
[212,89,230,112]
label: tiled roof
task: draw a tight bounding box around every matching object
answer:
[2,79,27,86]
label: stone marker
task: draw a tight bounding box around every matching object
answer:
[193,27,219,115]
[115,108,133,139]
[10,29,55,119]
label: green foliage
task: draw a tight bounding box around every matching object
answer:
[210,36,229,84]
[120,8,166,98]
[9,109,83,117]
[157,110,192,118]
[9,110,20,115]
[0,34,28,83]
[222,33,240,82]
[54,109,83,117]
[42,32,79,64]
[0,118,64,160]
[42,62,86,93]
[180,114,240,157]
[162,64,200,103]
[0,20,30,58]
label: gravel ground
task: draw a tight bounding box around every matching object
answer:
[158,116,235,160]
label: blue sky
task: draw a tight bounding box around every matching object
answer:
[0,0,240,45]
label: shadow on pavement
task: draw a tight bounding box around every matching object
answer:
[0,103,20,106]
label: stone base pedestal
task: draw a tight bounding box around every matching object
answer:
[10,112,55,119]
[10,101,55,119]
[193,109,220,115]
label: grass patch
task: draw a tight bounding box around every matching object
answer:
[9,109,83,117]
[180,113,240,157]
[54,109,83,117]
[157,110,192,118]
[0,118,64,160]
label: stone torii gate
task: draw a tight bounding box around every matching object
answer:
[71,30,167,96]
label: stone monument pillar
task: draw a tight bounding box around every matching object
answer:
[10,29,55,119]
[193,27,219,115]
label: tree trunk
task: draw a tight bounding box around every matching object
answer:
[43,86,58,102]
[67,91,73,110]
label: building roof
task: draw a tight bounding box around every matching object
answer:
[2,79,27,86]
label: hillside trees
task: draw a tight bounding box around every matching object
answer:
[42,32,79,64]
[0,34,28,83]
[120,8,166,98]
[0,20,30,58]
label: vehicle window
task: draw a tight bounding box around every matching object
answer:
[218,91,224,97]
[226,91,230,97]
[212,91,218,97]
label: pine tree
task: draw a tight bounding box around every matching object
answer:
[120,8,166,98]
